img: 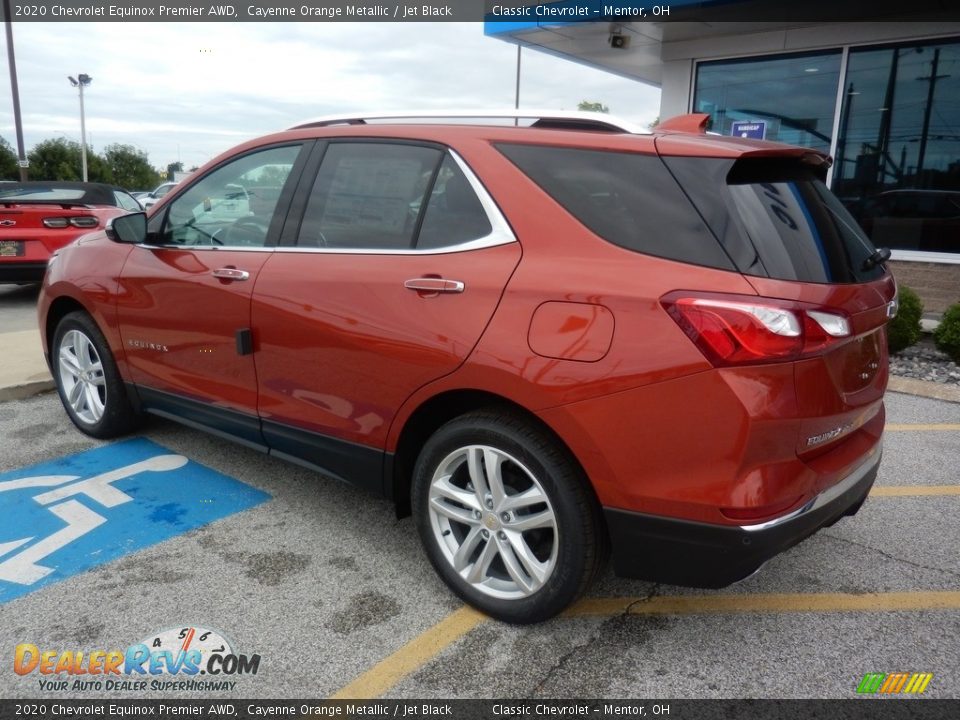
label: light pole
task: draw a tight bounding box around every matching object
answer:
[68,74,92,181]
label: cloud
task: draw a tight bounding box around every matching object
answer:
[0,22,660,179]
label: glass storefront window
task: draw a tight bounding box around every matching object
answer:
[693,51,843,155]
[833,40,960,255]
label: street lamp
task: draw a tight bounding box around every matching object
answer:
[67,73,92,181]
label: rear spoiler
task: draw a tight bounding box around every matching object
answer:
[654,113,711,134]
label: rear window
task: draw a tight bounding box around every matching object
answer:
[495,143,734,271]
[663,156,885,284]
[0,184,110,204]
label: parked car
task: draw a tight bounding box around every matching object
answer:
[139,181,178,210]
[856,189,960,254]
[0,182,142,283]
[38,111,895,623]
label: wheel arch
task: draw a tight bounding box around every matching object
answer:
[44,296,90,363]
[389,389,603,525]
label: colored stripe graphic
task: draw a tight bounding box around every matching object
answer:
[857,672,933,694]
[857,673,886,694]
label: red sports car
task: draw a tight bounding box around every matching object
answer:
[38,111,896,622]
[0,182,142,283]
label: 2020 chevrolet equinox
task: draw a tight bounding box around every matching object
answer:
[39,111,895,622]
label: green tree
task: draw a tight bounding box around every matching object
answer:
[27,138,84,181]
[102,144,159,189]
[86,150,114,185]
[0,136,19,180]
[166,161,184,181]
[578,101,609,113]
[25,138,115,184]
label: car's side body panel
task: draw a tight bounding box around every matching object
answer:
[38,235,134,377]
[251,241,522,450]
[114,246,271,416]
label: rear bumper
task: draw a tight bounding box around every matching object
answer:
[605,444,881,587]
[0,262,47,283]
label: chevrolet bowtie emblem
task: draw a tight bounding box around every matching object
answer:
[0,220,16,227]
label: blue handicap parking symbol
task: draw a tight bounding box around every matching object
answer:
[0,438,271,603]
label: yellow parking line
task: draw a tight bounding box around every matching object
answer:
[329,606,486,700]
[886,424,960,431]
[871,485,960,497]
[564,590,960,618]
[331,589,960,698]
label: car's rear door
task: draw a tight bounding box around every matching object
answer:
[251,140,520,490]
[116,143,308,447]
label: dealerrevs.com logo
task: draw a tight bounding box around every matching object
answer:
[14,626,260,692]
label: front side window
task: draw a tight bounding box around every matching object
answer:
[160,145,300,248]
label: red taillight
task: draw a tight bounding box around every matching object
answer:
[661,291,851,367]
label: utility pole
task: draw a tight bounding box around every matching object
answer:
[916,48,948,181]
[3,0,29,180]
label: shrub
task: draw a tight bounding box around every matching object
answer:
[933,303,960,364]
[887,285,923,354]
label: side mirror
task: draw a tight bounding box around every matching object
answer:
[106,212,147,244]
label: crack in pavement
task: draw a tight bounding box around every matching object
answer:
[528,584,660,697]
[823,532,960,581]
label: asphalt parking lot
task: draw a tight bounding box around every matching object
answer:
[0,383,957,701]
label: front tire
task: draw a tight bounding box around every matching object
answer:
[412,409,605,623]
[52,311,139,439]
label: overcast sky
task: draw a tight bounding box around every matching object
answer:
[1,22,661,184]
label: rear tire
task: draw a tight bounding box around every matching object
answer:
[52,311,140,439]
[412,409,605,623]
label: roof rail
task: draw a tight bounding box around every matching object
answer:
[288,109,649,135]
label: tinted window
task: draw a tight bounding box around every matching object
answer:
[417,156,492,249]
[299,143,442,250]
[496,143,734,271]
[664,156,885,284]
[160,145,300,248]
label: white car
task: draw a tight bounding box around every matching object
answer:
[139,181,178,210]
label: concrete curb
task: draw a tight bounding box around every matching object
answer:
[0,379,56,403]
[888,376,960,404]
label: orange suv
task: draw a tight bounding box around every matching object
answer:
[39,111,895,622]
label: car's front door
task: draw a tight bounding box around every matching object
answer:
[116,144,306,446]
[251,142,521,488]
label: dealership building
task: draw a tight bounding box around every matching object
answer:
[487,4,960,314]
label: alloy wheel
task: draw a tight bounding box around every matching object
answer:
[58,329,107,425]
[427,444,558,599]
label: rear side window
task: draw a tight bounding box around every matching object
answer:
[300,143,442,250]
[495,143,734,271]
[417,155,492,249]
[663,156,885,284]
